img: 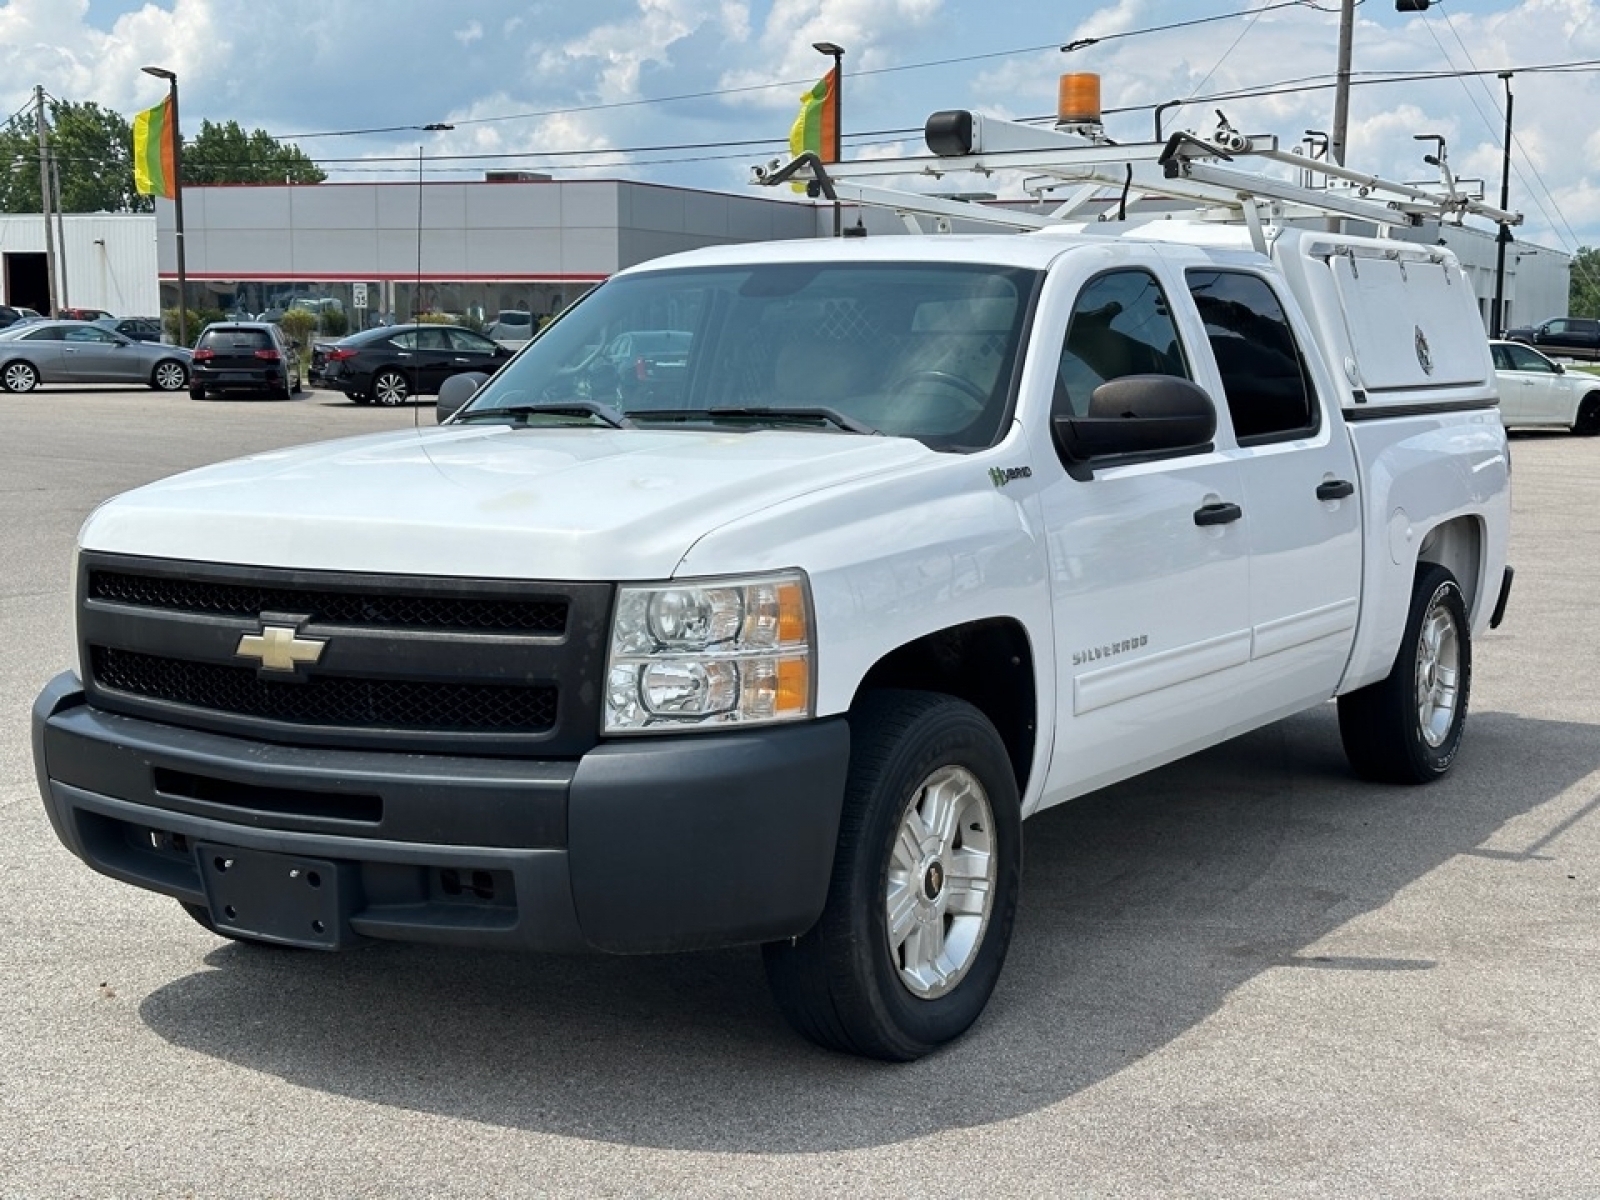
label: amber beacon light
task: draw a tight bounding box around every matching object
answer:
[1057,73,1103,126]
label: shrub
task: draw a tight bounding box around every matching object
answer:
[163,307,225,347]
[278,308,316,346]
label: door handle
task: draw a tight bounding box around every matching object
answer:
[1315,479,1355,501]
[1193,502,1242,527]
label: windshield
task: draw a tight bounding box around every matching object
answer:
[458,261,1039,451]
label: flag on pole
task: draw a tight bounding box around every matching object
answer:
[132,97,176,198]
[789,67,838,163]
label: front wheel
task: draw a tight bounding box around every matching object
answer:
[151,360,189,391]
[372,370,409,406]
[1338,564,1472,784]
[763,691,1022,1061]
[2,360,39,392]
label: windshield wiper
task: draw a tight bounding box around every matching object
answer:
[456,402,634,429]
[638,406,879,435]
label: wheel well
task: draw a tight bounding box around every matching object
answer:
[853,618,1037,794]
[1416,516,1483,617]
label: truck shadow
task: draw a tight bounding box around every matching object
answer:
[137,705,1598,1152]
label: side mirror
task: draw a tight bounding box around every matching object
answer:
[437,372,489,423]
[1052,375,1216,476]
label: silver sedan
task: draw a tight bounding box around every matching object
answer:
[0,320,191,392]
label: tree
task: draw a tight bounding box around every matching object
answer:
[0,104,325,214]
[1569,247,1600,319]
[0,100,148,214]
[182,119,325,186]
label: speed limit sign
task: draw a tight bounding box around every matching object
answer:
[352,283,368,309]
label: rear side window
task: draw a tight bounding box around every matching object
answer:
[198,329,272,351]
[1185,270,1318,443]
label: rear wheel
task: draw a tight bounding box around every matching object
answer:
[189,386,207,401]
[151,360,188,391]
[1338,564,1471,783]
[349,392,372,406]
[2,361,38,392]
[372,370,409,406]
[763,690,1022,1061]
[1573,392,1600,436]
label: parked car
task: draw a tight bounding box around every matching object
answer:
[0,320,190,392]
[486,309,535,345]
[189,322,302,401]
[57,307,115,322]
[1503,316,1600,362]
[0,304,24,330]
[1490,339,1600,434]
[93,316,164,344]
[316,323,512,405]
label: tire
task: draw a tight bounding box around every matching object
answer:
[151,359,189,391]
[2,360,38,392]
[277,370,294,401]
[1573,393,1600,436]
[1338,564,1472,784]
[349,392,372,406]
[372,370,409,406]
[189,386,206,401]
[763,690,1022,1061]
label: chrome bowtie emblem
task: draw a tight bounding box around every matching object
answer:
[236,624,327,673]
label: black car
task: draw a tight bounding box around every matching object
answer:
[189,322,302,400]
[93,316,164,344]
[316,323,512,405]
[0,304,24,330]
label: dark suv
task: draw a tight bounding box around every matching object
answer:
[0,304,23,331]
[189,322,302,400]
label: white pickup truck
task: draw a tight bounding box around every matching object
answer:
[32,149,1513,1062]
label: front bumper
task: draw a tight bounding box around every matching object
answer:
[33,673,849,954]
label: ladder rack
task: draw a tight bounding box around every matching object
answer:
[752,111,1522,250]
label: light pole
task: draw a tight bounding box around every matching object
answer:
[1491,72,1514,339]
[141,66,187,345]
[812,41,844,237]
[415,123,454,321]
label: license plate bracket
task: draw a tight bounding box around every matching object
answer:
[196,844,354,949]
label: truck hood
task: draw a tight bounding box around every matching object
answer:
[80,424,935,580]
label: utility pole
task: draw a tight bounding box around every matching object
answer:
[1491,73,1514,339]
[1330,0,1355,167]
[52,153,68,309]
[34,85,59,318]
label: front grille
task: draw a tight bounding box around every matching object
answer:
[89,569,567,634]
[92,646,558,733]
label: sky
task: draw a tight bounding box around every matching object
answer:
[3,0,1599,254]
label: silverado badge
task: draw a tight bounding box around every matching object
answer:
[236,624,327,673]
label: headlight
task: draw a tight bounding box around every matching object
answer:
[604,570,814,732]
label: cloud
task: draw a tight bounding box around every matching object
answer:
[3,0,1600,250]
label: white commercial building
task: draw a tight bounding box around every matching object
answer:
[0,212,160,316]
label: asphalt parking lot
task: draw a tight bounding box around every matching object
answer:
[2,385,1598,1197]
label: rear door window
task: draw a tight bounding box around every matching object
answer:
[1185,269,1319,442]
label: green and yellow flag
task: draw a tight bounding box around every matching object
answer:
[789,67,838,163]
[132,97,176,198]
